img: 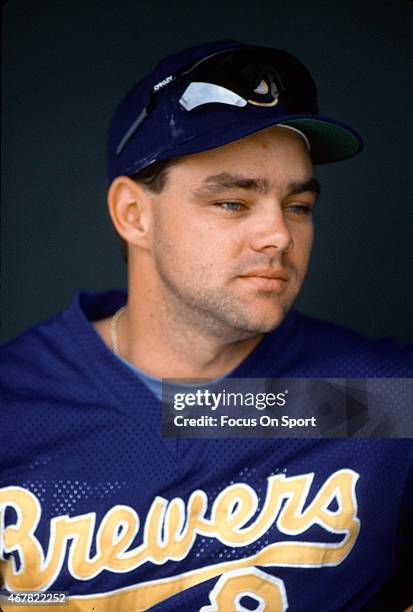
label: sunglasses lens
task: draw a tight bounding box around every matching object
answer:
[180,47,318,113]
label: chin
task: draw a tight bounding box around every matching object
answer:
[253,316,286,334]
[238,305,290,335]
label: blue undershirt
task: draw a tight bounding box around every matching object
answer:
[116,353,229,400]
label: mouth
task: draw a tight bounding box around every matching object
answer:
[239,270,290,292]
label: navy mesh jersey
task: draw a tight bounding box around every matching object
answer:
[1,290,412,611]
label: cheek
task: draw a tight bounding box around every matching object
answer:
[154,202,245,275]
[157,218,224,274]
[177,216,237,259]
[291,223,314,263]
[304,224,314,253]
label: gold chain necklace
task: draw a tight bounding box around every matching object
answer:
[110,306,127,356]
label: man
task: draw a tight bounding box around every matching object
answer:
[1,40,412,611]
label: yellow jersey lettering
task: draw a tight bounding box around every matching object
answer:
[200,567,288,612]
[0,468,360,600]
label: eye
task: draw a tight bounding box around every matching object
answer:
[286,203,314,216]
[213,201,246,212]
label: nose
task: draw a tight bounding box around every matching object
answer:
[249,203,293,254]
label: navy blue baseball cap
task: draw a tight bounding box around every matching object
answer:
[107,40,363,182]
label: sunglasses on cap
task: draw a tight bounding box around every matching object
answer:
[116,46,319,155]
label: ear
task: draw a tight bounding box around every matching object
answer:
[107,176,153,250]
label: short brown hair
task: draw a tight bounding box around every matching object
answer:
[119,158,181,261]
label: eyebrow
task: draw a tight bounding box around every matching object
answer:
[192,172,321,198]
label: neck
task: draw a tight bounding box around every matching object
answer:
[120,293,262,380]
[112,261,263,379]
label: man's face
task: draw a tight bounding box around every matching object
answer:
[148,126,318,340]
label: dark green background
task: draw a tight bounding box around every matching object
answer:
[1,0,412,343]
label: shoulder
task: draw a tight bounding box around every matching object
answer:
[0,309,81,395]
[0,290,127,397]
[289,311,413,376]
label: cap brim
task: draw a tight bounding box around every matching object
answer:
[281,116,363,163]
[156,111,363,166]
